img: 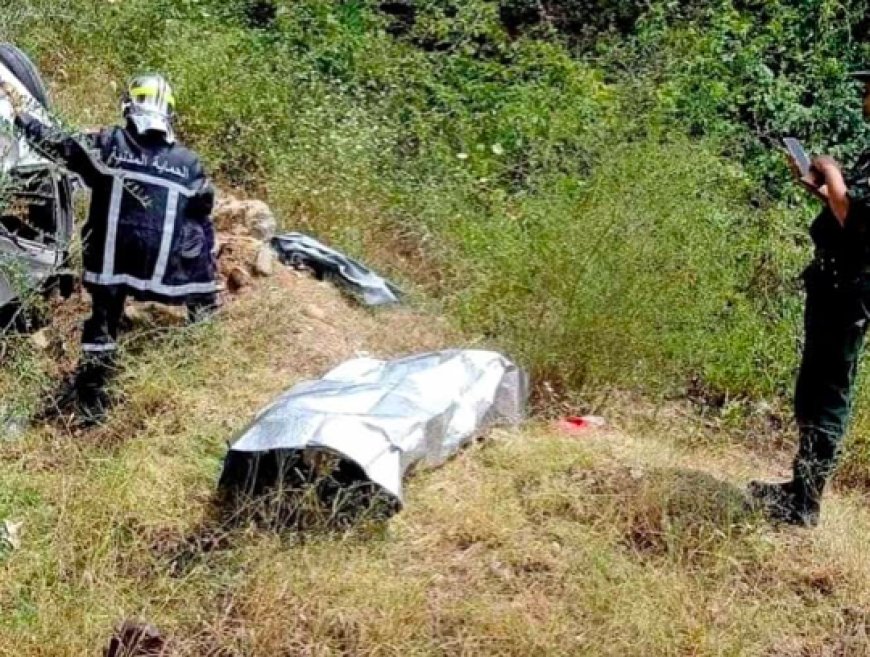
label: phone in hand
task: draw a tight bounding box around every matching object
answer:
[783,137,812,178]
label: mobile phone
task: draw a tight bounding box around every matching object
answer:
[783,137,812,178]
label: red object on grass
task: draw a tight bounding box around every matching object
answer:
[555,415,606,434]
[556,416,591,433]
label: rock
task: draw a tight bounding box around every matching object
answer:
[1,413,28,441]
[212,197,245,231]
[227,266,251,293]
[303,304,326,321]
[213,196,278,240]
[0,520,22,551]
[30,329,50,350]
[217,234,262,279]
[247,202,278,240]
[253,245,274,277]
[123,303,146,325]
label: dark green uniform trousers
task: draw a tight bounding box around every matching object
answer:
[794,261,870,492]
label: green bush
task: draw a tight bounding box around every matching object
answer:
[631,0,869,196]
[438,137,805,395]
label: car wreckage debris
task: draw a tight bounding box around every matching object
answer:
[0,44,75,311]
[218,350,529,523]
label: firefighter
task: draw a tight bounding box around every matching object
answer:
[1,73,218,424]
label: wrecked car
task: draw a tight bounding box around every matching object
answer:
[0,44,74,317]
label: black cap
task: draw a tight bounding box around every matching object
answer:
[850,70,870,82]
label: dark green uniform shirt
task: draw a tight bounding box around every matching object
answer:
[809,151,870,268]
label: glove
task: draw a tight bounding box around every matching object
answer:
[0,80,26,115]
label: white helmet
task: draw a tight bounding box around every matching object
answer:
[122,73,176,143]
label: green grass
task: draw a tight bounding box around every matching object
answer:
[0,279,868,655]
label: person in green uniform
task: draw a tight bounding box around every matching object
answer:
[749,71,870,527]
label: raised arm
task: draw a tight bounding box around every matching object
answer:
[1,80,102,186]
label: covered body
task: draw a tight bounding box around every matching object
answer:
[219,350,529,506]
[271,233,401,306]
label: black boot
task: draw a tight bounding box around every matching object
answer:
[747,479,804,525]
[35,373,80,422]
[749,430,835,528]
[789,430,836,528]
[72,352,116,427]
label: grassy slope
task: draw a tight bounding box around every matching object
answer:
[1,273,870,655]
[2,3,870,654]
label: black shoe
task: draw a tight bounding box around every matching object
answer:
[69,353,115,427]
[36,376,112,428]
[73,386,111,427]
[747,479,818,528]
[790,474,822,528]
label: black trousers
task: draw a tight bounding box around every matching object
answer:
[81,286,218,356]
[793,260,870,483]
[81,287,127,357]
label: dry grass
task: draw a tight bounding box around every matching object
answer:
[1,274,870,655]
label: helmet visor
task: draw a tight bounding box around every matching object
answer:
[129,109,172,135]
[125,76,175,140]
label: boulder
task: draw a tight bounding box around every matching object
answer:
[216,234,261,279]
[30,329,50,350]
[253,245,274,277]
[213,196,277,240]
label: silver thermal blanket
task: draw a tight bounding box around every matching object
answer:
[271,233,401,306]
[218,350,529,509]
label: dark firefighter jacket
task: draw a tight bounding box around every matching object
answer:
[15,114,217,304]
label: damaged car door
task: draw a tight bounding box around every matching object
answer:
[0,44,74,313]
